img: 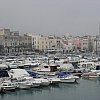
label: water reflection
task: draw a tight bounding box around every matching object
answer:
[82,77,99,83]
[0,83,78,97]
[1,79,100,100]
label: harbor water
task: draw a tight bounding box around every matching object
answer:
[0,78,100,100]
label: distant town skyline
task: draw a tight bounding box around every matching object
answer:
[0,0,100,36]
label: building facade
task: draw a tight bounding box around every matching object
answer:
[0,29,32,55]
[1,28,100,55]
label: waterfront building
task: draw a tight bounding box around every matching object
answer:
[61,35,75,53]
[32,35,49,52]
[81,36,94,52]
[73,37,81,51]
[0,28,32,55]
[94,35,100,53]
[81,37,88,52]
[47,35,62,53]
[1,28,99,55]
[18,34,32,54]
[0,28,11,35]
[81,36,90,52]
[31,35,62,53]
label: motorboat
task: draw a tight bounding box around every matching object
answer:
[1,80,16,91]
[32,79,41,87]
[56,71,79,83]
[82,65,100,79]
[34,78,50,86]
[48,77,61,84]
[15,79,32,89]
[59,75,79,83]
[22,76,41,88]
[82,72,99,79]
[77,61,97,71]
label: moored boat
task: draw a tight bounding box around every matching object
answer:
[56,71,79,83]
[1,81,16,91]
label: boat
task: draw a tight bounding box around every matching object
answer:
[8,69,30,79]
[32,79,41,87]
[59,75,79,83]
[82,71,100,79]
[1,80,16,91]
[21,76,41,88]
[48,77,61,84]
[56,71,79,83]
[77,61,97,72]
[34,78,50,86]
[15,79,32,89]
[24,57,40,68]
[82,65,100,79]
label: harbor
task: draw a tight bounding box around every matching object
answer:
[0,0,100,99]
[0,78,100,100]
[0,53,100,99]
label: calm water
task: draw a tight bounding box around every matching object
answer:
[0,78,100,100]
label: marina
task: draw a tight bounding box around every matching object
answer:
[0,53,100,100]
[0,78,100,100]
[0,0,100,99]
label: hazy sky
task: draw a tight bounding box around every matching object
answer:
[0,0,100,36]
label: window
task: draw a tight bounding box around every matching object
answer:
[3,84,7,86]
[5,42,7,46]
[82,64,86,68]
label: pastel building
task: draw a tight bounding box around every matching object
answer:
[81,36,94,52]
[73,37,81,50]
[32,35,49,51]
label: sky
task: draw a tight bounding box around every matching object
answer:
[0,0,100,36]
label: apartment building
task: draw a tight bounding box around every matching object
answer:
[32,35,49,51]
[81,36,94,52]
[93,35,100,53]
[0,28,32,55]
[32,35,62,53]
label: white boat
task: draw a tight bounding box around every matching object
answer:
[59,75,79,83]
[24,57,40,67]
[8,69,41,88]
[0,62,8,70]
[16,79,32,89]
[8,69,30,79]
[82,72,100,79]
[78,61,97,70]
[34,78,50,86]
[1,81,16,91]
[22,76,41,88]
[58,63,74,72]
[32,79,41,87]
[48,77,61,84]
[56,71,79,83]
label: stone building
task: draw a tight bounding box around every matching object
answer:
[81,36,94,52]
[93,35,100,53]
[0,28,32,55]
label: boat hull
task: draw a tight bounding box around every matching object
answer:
[18,84,31,89]
[1,86,16,91]
[60,78,76,83]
